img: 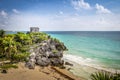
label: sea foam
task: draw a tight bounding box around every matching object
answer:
[63,54,120,73]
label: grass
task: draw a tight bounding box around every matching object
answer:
[0,64,18,70]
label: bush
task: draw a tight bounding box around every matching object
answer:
[0,64,18,70]
[11,53,30,62]
[29,32,47,44]
[19,47,29,53]
[0,54,7,61]
[52,50,58,54]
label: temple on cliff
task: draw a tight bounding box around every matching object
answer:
[30,27,39,32]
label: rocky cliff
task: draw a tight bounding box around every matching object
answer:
[25,38,67,69]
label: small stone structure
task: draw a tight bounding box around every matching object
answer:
[30,27,39,32]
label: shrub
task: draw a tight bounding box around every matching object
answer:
[0,64,18,70]
[19,47,29,53]
[52,50,58,54]
[11,53,30,62]
[0,29,5,38]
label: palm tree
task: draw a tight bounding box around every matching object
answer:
[91,71,120,80]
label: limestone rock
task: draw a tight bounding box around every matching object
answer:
[26,39,67,69]
[65,62,73,66]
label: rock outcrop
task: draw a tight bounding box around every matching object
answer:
[25,39,67,69]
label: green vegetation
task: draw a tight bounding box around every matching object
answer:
[0,30,52,71]
[0,64,18,70]
[0,63,18,73]
[0,30,50,60]
[11,52,30,62]
[52,49,58,54]
[91,71,120,80]
[0,29,5,38]
[0,29,68,73]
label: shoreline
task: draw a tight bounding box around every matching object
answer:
[0,62,81,80]
[63,54,120,79]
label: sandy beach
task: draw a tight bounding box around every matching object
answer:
[0,62,81,80]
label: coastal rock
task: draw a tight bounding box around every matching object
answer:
[29,52,36,59]
[26,39,67,69]
[48,51,63,58]
[65,62,73,66]
[1,70,7,73]
[25,59,35,69]
[50,58,64,66]
[36,57,50,66]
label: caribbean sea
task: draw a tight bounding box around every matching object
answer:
[46,31,120,79]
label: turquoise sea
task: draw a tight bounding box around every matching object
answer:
[7,31,120,79]
[46,31,120,79]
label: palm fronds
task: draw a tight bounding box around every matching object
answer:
[91,71,120,80]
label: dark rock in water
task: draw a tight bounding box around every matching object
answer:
[50,58,64,66]
[65,62,73,66]
[1,69,7,73]
[67,68,72,71]
[59,65,66,69]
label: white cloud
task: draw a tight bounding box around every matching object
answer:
[0,10,9,29]
[3,13,119,31]
[0,10,120,31]
[95,4,111,14]
[0,10,8,18]
[12,9,20,14]
[71,0,91,10]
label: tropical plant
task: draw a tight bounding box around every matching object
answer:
[0,64,18,69]
[14,32,32,45]
[91,71,120,80]
[11,52,30,62]
[112,72,120,80]
[0,64,18,73]
[1,36,17,58]
[29,32,48,43]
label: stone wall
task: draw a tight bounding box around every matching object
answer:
[30,27,39,32]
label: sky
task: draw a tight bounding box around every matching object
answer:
[0,0,120,31]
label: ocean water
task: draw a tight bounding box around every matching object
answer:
[46,31,120,79]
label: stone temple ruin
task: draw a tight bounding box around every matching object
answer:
[30,27,39,32]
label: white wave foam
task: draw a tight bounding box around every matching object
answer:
[63,54,120,73]
[63,54,95,66]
